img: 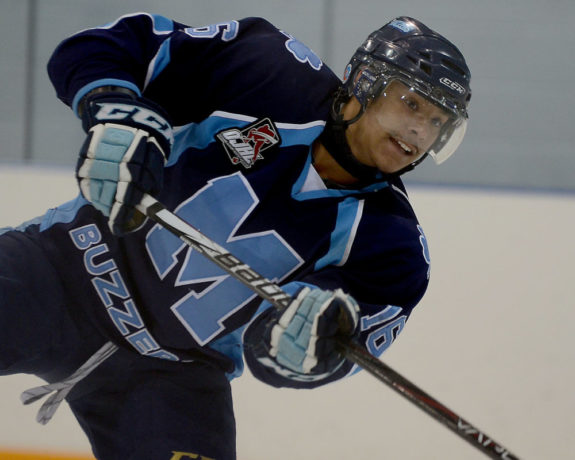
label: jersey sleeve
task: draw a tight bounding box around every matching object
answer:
[243,188,431,389]
[47,13,333,125]
[47,13,184,113]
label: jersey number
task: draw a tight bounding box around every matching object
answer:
[185,21,239,41]
[145,173,302,345]
[362,305,407,356]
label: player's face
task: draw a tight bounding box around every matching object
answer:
[345,80,451,174]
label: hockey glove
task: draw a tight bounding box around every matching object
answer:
[76,90,173,235]
[260,287,360,381]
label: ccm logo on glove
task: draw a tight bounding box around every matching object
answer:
[93,102,173,146]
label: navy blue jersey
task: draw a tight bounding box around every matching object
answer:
[34,13,430,387]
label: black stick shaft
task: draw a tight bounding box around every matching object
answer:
[136,195,520,460]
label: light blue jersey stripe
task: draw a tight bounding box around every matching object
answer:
[145,38,172,87]
[277,121,325,147]
[315,198,363,270]
[0,195,89,235]
[169,117,245,166]
[0,215,44,236]
[40,195,90,231]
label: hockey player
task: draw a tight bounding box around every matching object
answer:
[0,13,471,460]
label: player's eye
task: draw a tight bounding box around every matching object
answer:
[430,117,444,128]
[401,95,419,112]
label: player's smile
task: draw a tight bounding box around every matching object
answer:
[385,134,421,165]
[389,136,418,157]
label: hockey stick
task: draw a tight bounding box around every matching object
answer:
[136,194,521,460]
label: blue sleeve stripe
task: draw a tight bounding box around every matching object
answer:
[0,216,44,236]
[39,195,90,231]
[72,79,142,115]
[144,38,172,88]
[314,198,364,270]
[276,121,325,147]
[168,116,251,166]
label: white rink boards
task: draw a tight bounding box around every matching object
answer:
[0,165,573,459]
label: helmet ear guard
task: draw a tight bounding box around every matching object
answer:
[351,67,380,108]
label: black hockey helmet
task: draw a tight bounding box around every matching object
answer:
[343,16,471,165]
[324,16,471,179]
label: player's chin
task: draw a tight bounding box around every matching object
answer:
[373,151,411,175]
[378,164,405,175]
[372,141,412,173]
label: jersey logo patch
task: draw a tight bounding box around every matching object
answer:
[217,118,280,169]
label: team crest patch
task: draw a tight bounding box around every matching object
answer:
[217,118,280,168]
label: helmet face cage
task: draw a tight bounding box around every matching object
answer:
[341,17,471,166]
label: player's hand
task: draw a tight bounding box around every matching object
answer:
[261,287,360,380]
[76,90,173,235]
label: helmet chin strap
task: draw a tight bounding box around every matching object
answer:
[318,117,382,184]
[319,90,425,185]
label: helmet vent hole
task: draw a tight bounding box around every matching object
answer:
[419,62,432,76]
[441,59,466,77]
